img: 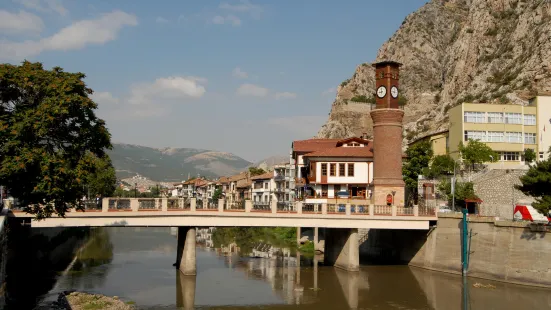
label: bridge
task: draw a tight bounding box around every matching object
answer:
[8,197,438,277]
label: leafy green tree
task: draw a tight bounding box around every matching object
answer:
[0,62,112,219]
[516,158,551,215]
[150,185,160,197]
[523,148,537,164]
[249,167,266,176]
[438,180,479,209]
[212,188,223,201]
[86,154,116,198]
[403,140,433,199]
[458,139,498,170]
[424,155,457,179]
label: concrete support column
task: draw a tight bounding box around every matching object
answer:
[190,198,196,212]
[245,200,252,212]
[101,198,109,212]
[313,254,319,291]
[130,199,139,211]
[296,201,303,214]
[218,199,224,212]
[324,228,359,272]
[346,203,351,216]
[270,199,277,213]
[322,203,328,215]
[176,272,196,309]
[176,227,197,276]
[296,227,301,246]
[162,198,168,211]
[391,205,397,216]
[413,205,419,216]
[314,227,319,251]
[369,204,374,216]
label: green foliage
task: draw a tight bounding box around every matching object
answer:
[403,141,434,195]
[149,185,160,197]
[523,149,537,164]
[212,227,297,256]
[212,188,222,201]
[398,95,407,106]
[424,155,456,179]
[459,139,499,170]
[298,241,315,253]
[0,62,112,219]
[466,28,474,34]
[85,154,116,198]
[438,180,479,209]
[340,79,350,87]
[350,95,375,104]
[248,167,266,176]
[516,158,551,215]
[484,27,498,36]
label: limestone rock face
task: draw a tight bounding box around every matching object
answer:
[318,0,551,142]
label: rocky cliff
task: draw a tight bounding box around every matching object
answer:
[318,0,551,142]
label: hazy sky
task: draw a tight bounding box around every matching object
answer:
[1,0,428,162]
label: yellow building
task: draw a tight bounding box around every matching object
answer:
[408,130,449,156]
[448,96,551,165]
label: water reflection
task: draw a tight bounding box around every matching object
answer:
[33,227,551,310]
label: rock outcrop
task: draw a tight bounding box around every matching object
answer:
[318,0,551,142]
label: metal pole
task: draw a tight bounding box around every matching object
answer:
[461,208,468,276]
[452,162,456,212]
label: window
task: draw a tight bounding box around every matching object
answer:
[254,182,262,189]
[487,112,503,123]
[334,184,341,193]
[464,131,486,142]
[264,182,268,189]
[487,131,504,142]
[524,133,536,144]
[504,113,522,124]
[501,152,520,161]
[464,111,485,123]
[339,163,346,176]
[505,132,522,143]
[540,152,545,160]
[330,163,336,176]
[348,163,355,177]
[321,163,327,176]
[321,185,328,197]
[524,114,536,126]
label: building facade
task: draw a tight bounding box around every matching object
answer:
[408,130,449,157]
[448,99,551,166]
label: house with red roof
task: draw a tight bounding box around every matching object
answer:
[292,137,375,202]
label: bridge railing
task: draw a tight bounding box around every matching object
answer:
[9,197,438,218]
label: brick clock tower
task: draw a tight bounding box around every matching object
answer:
[370,61,405,206]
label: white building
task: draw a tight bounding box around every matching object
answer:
[294,137,374,203]
[530,95,551,161]
[251,172,275,208]
[273,163,295,209]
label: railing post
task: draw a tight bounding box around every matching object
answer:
[322,203,327,215]
[179,198,184,209]
[162,198,168,212]
[346,203,351,216]
[391,205,397,217]
[102,198,110,212]
[296,201,303,214]
[191,198,196,212]
[131,198,139,211]
[369,204,374,216]
[435,205,440,216]
[218,199,224,212]
[245,200,252,212]
[413,205,419,217]
[271,200,277,214]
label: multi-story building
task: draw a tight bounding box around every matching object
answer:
[407,130,449,157]
[227,172,250,207]
[251,172,275,208]
[449,96,551,166]
[273,163,294,208]
[292,137,374,204]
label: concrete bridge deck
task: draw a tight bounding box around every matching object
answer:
[10,198,438,229]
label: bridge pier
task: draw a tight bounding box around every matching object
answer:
[324,228,359,272]
[176,227,196,276]
[176,271,196,309]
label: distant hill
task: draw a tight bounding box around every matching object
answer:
[253,155,289,171]
[107,143,252,182]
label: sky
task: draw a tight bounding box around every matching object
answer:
[0,0,428,162]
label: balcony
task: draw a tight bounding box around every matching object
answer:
[274,175,285,182]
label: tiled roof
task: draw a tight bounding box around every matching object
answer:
[236,179,252,188]
[251,172,274,180]
[335,137,371,147]
[292,138,341,153]
[228,172,248,182]
[303,142,374,158]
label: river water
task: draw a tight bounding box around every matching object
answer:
[24,227,551,309]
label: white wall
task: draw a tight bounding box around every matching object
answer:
[315,162,373,184]
[537,96,551,160]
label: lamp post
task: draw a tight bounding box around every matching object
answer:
[134,183,137,198]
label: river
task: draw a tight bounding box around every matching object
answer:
[15,227,551,309]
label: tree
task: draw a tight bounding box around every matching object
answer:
[523,148,537,164]
[424,155,457,179]
[516,158,551,215]
[212,188,223,201]
[438,180,479,209]
[0,62,112,219]
[85,154,116,198]
[249,167,266,176]
[458,139,498,170]
[403,141,433,199]
[150,185,160,197]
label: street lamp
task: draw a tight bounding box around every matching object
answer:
[134,183,137,198]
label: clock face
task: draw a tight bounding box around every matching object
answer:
[376,86,387,98]
[391,86,399,98]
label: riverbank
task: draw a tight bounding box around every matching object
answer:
[58,291,136,310]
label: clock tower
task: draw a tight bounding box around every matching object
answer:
[370,61,405,206]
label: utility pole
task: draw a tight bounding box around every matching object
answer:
[452,162,456,212]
